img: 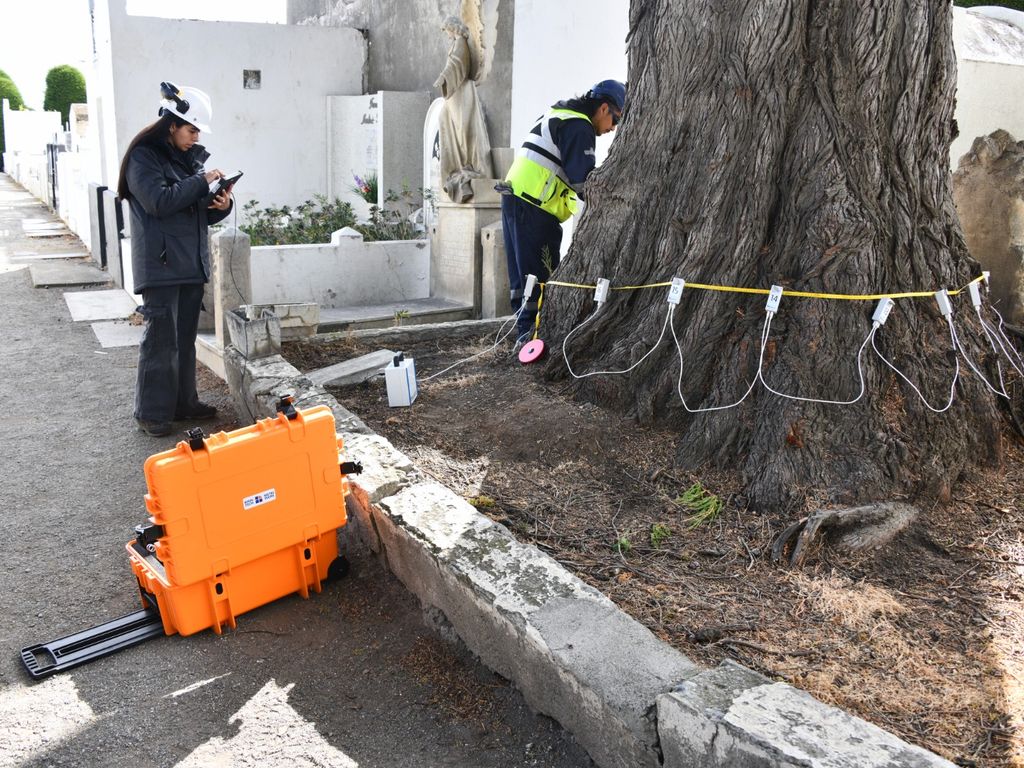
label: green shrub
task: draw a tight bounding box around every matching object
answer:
[0,69,26,159]
[240,187,427,246]
[240,195,357,246]
[354,186,425,242]
[43,65,86,127]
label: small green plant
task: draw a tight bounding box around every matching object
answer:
[351,172,378,204]
[356,184,424,242]
[650,523,671,548]
[240,195,357,246]
[467,495,496,508]
[675,482,724,529]
[614,536,632,556]
[540,245,555,276]
[392,309,411,326]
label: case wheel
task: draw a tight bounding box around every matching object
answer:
[327,555,350,581]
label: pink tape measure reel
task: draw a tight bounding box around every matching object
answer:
[518,338,546,364]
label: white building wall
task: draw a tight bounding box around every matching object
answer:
[56,152,92,247]
[91,0,366,210]
[509,0,629,161]
[250,240,430,307]
[952,6,1024,165]
[1,101,62,200]
[509,0,629,254]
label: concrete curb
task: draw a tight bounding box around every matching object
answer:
[223,350,956,768]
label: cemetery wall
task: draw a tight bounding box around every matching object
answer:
[90,0,366,211]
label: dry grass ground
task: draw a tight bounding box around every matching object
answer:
[284,333,1024,767]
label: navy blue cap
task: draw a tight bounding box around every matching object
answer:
[589,80,626,111]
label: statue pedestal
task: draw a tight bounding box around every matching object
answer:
[431,179,503,318]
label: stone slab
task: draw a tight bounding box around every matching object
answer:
[315,316,510,347]
[90,321,145,348]
[196,333,227,381]
[12,251,90,261]
[307,349,396,387]
[481,221,510,319]
[657,661,956,768]
[64,289,138,322]
[317,299,475,334]
[29,262,109,288]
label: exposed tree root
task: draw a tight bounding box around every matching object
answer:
[771,503,919,567]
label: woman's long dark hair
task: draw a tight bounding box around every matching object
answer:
[116,112,185,199]
[555,95,605,120]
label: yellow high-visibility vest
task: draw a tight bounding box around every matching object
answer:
[504,108,591,222]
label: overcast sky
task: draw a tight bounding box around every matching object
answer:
[3,0,286,109]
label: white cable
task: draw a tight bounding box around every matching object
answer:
[870,316,959,413]
[564,302,670,379]
[423,302,525,382]
[951,315,1008,398]
[977,309,1010,394]
[980,310,1023,379]
[986,304,1024,376]
[671,304,763,413]
[758,319,873,406]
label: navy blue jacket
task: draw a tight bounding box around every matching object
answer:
[125,140,231,294]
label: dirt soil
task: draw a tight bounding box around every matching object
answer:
[283,331,1024,768]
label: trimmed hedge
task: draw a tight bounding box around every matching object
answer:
[0,68,26,159]
[43,64,86,127]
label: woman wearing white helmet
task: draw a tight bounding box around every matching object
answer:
[116,82,233,437]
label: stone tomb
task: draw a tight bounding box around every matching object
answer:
[953,129,1024,324]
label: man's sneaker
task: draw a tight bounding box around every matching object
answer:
[174,402,218,421]
[136,418,173,437]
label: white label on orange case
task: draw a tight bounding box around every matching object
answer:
[243,488,277,510]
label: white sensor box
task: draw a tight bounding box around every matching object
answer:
[385,355,418,407]
[667,277,686,305]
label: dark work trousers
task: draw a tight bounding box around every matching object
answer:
[501,194,563,339]
[134,283,205,423]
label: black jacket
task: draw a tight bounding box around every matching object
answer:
[125,140,232,294]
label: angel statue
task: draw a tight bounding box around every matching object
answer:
[433,14,494,203]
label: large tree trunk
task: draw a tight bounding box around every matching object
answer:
[541,0,1002,512]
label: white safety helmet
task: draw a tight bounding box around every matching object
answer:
[158,81,213,133]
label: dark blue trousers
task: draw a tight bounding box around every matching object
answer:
[134,283,205,422]
[501,194,563,339]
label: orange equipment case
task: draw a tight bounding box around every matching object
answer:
[20,400,358,679]
[129,403,350,637]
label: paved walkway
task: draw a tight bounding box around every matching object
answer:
[0,174,592,768]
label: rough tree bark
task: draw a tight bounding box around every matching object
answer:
[542,0,1002,512]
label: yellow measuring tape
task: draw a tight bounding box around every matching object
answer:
[543,274,985,301]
